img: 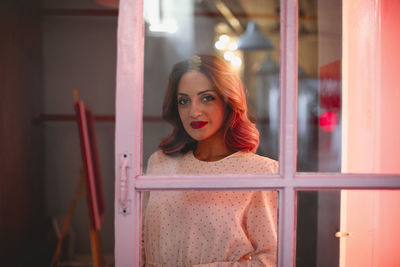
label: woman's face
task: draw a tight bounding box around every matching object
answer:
[177,71,226,142]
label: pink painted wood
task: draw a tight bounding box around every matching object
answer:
[279,0,298,265]
[135,174,400,190]
[114,0,144,266]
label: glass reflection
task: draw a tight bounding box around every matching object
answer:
[297,0,400,174]
[142,190,278,266]
[143,0,281,172]
[297,0,340,172]
[296,190,400,267]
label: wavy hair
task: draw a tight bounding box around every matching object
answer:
[159,54,259,154]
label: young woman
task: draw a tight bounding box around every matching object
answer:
[143,55,278,267]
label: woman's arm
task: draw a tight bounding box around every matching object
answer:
[194,191,278,267]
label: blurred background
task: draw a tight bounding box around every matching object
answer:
[1,0,117,266]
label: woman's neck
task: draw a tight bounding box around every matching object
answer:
[193,132,234,162]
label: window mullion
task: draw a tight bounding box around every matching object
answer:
[280,0,298,180]
[278,187,296,267]
[115,0,144,266]
[280,0,299,266]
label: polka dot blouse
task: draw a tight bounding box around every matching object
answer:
[143,150,278,267]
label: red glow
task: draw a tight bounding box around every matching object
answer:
[319,111,338,132]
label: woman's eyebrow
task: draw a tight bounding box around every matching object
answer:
[197,89,216,95]
[177,89,216,97]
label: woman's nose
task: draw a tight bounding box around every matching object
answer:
[189,102,202,118]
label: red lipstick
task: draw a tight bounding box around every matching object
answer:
[190,121,208,129]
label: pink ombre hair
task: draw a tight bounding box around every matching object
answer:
[160,54,259,154]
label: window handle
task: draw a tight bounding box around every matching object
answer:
[335,232,352,238]
[119,153,131,215]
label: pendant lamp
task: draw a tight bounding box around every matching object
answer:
[258,55,279,74]
[237,21,274,50]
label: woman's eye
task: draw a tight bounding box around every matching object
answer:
[177,98,189,105]
[202,95,215,102]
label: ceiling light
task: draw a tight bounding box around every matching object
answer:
[228,42,238,51]
[224,51,235,61]
[237,21,273,50]
[149,19,177,33]
[215,40,226,50]
[219,35,230,43]
[231,57,242,66]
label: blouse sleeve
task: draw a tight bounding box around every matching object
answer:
[193,191,278,267]
[145,151,157,174]
[141,152,157,265]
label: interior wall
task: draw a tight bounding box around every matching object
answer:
[42,0,117,255]
[0,0,47,266]
[374,0,400,265]
[380,0,400,174]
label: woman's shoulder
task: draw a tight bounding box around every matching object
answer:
[230,151,279,174]
[146,150,278,175]
[148,150,169,162]
[146,150,183,174]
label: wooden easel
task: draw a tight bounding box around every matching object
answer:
[50,90,104,267]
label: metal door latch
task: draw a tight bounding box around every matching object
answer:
[119,153,131,215]
[335,232,352,238]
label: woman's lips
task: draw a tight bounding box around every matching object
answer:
[190,121,208,129]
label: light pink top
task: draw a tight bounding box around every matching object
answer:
[143,150,278,267]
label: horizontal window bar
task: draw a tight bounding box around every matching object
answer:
[295,172,400,178]
[134,175,400,190]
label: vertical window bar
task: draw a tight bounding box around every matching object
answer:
[278,187,297,267]
[279,0,298,266]
[115,0,144,266]
[280,0,298,178]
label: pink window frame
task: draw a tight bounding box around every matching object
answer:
[114,0,400,266]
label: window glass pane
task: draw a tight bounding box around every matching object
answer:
[297,0,400,174]
[297,0,341,172]
[142,190,279,266]
[296,190,400,266]
[142,0,280,174]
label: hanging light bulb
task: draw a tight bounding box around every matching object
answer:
[215,40,226,50]
[228,42,238,51]
[224,51,235,61]
[231,57,242,66]
[237,21,273,50]
[219,35,230,43]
